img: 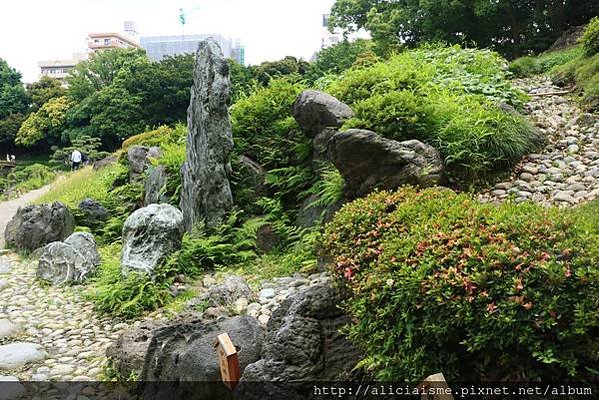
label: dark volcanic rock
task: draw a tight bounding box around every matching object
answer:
[144,165,169,206]
[4,202,75,252]
[106,320,168,378]
[292,90,354,137]
[121,204,184,276]
[78,198,109,227]
[141,316,264,400]
[328,129,443,198]
[93,155,117,171]
[180,39,234,231]
[128,146,161,182]
[236,284,361,399]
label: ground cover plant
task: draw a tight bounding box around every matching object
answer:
[324,187,599,382]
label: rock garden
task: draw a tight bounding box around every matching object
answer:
[1,14,598,400]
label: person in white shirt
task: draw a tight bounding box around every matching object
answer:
[71,149,82,171]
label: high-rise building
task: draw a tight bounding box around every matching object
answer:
[124,21,139,38]
[321,14,344,49]
[140,34,245,64]
[230,39,245,65]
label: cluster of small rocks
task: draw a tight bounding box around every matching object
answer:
[0,254,130,382]
[184,272,331,327]
[480,77,599,206]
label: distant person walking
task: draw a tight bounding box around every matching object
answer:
[71,149,82,171]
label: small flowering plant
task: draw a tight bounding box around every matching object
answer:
[324,187,599,382]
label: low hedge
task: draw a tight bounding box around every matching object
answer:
[324,187,599,382]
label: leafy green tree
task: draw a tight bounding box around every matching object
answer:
[16,96,72,146]
[27,76,66,111]
[0,113,25,146]
[0,58,30,120]
[228,58,256,101]
[254,56,310,85]
[306,39,376,81]
[329,0,599,57]
[66,48,147,101]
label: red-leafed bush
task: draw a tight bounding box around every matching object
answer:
[324,187,599,382]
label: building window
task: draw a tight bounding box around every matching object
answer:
[104,38,111,45]
[94,39,99,44]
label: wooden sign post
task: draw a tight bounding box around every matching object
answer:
[214,332,241,390]
[419,373,454,400]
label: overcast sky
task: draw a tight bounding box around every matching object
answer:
[0,0,337,83]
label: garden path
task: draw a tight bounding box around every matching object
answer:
[480,76,599,206]
[0,252,136,386]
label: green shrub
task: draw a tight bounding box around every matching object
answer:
[581,17,599,56]
[231,77,309,169]
[508,56,538,77]
[344,90,433,141]
[324,187,599,382]
[121,124,185,150]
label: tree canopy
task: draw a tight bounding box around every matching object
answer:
[329,0,599,57]
[0,58,30,146]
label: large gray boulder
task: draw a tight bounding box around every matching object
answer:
[328,129,443,198]
[144,165,169,206]
[4,202,75,252]
[64,232,101,268]
[37,233,100,285]
[128,145,161,181]
[141,316,265,400]
[121,204,184,276]
[292,90,354,137]
[180,39,234,231]
[236,284,361,399]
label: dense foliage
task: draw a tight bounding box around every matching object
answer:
[329,0,599,57]
[329,46,541,179]
[324,187,599,382]
[581,17,599,56]
[0,58,30,146]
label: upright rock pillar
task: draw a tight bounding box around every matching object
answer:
[180,39,234,231]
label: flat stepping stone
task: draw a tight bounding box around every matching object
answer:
[0,343,47,369]
[0,320,20,340]
[0,279,7,290]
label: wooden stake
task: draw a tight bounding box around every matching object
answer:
[419,373,454,400]
[214,332,241,390]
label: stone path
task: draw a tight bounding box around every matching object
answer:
[480,76,599,206]
[0,183,54,249]
[0,254,130,381]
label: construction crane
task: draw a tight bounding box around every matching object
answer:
[179,6,202,40]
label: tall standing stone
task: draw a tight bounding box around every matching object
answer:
[180,39,234,231]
